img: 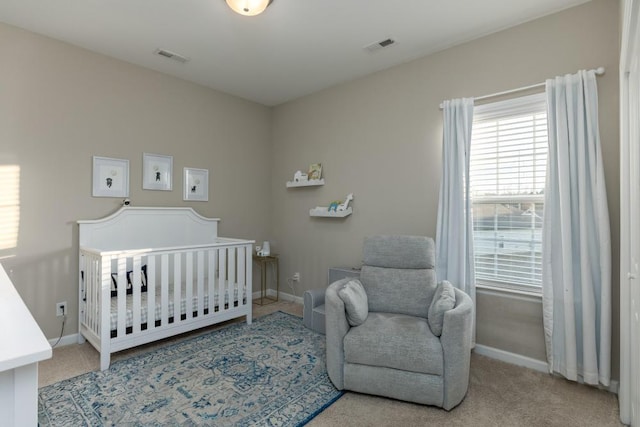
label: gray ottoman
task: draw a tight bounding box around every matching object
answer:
[304,267,361,334]
[303,289,326,334]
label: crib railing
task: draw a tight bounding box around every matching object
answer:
[79,241,253,355]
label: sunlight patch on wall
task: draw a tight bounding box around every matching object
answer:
[0,165,20,252]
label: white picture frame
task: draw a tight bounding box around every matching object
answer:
[183,167,209,201]
[143,153,173,191]
[92,156,130,197]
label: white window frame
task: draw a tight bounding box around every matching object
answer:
[470,93,547,294]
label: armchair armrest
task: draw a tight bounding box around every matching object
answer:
[324,277,352,390]
[441,288,473,410]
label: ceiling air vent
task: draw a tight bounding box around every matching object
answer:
[363,38,396,54]
[154,49,189,64]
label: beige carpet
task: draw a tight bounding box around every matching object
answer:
[40,301,621,426]
[309,354,621,427]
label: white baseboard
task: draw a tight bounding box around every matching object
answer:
[252,289,303,305]
[474,344,619,394]
[276,290,304,305]
[474,344,549,373]
[49,333,79,348]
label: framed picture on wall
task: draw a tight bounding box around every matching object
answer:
[143,153,173,191]
[92,156,130,197]
[183,167,209,201]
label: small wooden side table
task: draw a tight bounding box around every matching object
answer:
[253,254,279,305]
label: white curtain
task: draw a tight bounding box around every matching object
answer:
[542,70,611,386]
[436,98,476,307]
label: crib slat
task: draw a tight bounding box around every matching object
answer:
[84,258,94,333]
[86,255,91,333]
[197,251,204,316]
[238,246,246,308]
[132,256,142,334]
[208,249,216,313]
[147,256,156,331]
[98,257,102,331]
[244,245,253,308]
[186,251,193,320]
[96,256,101,333]
[218,249,227,312]
[100,255,112,356]
[96,256,101,332]
[80,255,85,328]
[97,256,102,332]
[161,254,169,326]
[116,256,127,338]
[80,254,88,332]
[228,248,235,309]
[174,253,181,325]
[91,257,95,332]
[79,255,84,330]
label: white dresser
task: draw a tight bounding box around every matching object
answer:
[0,264,52,426]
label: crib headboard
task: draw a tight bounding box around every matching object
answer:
[78,207,221,251]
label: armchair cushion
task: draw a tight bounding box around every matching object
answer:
[363,235,435,269]
[344,312,443,375]
[338,279,368,326]
[428,280,456,336]
[360,266,436,318]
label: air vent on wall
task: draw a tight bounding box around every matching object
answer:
[154,49,190,63]
[363,38,396,54]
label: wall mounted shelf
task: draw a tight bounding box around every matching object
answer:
[309,207,352,217]
[286,179,325,188]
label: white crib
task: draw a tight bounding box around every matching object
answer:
[78,207,254,370]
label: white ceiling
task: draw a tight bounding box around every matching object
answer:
[0,0,591,106]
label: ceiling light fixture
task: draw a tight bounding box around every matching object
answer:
[225,0,273,16]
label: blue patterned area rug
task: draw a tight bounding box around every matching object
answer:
[38,311,342,426]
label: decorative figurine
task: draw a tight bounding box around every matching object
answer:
[293,170,308,182]
[337,193,354,211]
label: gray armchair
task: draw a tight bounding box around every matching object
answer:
[325,235,473,410]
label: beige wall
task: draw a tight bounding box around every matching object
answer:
[271,0,620,378]
[0,23,273,339]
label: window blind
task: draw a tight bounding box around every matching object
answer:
[470,93,547,291]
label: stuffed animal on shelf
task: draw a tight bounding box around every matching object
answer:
[328,193,354,212]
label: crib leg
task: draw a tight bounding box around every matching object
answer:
[246,315,252,325]
[100,352,110,371]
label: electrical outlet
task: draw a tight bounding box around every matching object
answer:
[56,301,67,317]
[292,272,300,281]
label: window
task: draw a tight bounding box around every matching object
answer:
[470,93,547,292]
